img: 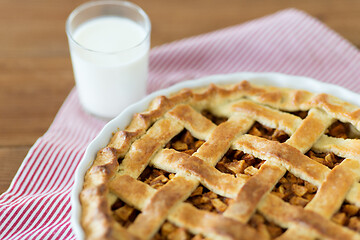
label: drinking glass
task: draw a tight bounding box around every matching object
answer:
[66,0,151,119]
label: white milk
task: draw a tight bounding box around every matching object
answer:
[69,16,149,119]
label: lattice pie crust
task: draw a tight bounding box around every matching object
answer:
[80,80,360,240]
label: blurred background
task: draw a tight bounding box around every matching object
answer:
[0,0,359,193]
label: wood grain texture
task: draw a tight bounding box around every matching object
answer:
[0,0,359,194]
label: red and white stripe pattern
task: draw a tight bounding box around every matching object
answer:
[0,8,359,240]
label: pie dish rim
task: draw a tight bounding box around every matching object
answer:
[71,72,360,239]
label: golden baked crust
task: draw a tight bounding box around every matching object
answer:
[80,80,360,240]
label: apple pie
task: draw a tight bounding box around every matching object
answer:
[80,80,360,240]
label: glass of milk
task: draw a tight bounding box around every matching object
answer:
[66,1,151,119]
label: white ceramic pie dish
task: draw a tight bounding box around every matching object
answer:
[71,72,360,239]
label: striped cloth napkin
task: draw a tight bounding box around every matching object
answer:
[1,8,359,240]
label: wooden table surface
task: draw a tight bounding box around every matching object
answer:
[0,0,359,194]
